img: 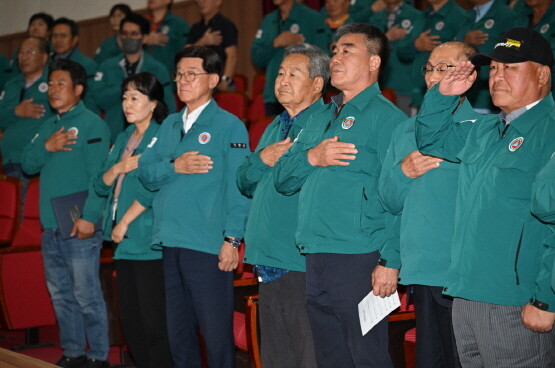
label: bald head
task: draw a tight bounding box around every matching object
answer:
[424,42,477,89]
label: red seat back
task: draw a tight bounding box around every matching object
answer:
[0,176,20,245]
[251,74,265,100]
[248,116,274,152]
[247,94,266,124]
[12,178,42,247]
[214,91,249,121]
[232,74,248,93]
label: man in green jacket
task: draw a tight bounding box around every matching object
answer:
[415,28,555,366]
[21,59,111,368]
[251,0,329,116]
[138,46,249,368]
[379,42,480,368]
[51,17,98,111]
[0,37,53,202]
[92,12,176,142]
[274,23,407,368]
[237,43,328,368]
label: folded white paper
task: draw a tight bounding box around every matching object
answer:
[358,290,400,336]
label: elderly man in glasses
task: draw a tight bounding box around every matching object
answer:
[138,46,250,368]
[378,41,480,368]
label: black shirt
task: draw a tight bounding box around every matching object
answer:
[188,12,238,65]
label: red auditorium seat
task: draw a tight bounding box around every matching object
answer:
[251,74,265,100]
[248,115,274,152]
[232,74,248,93]
[11,178,42,247]
[0,176,21,246]
[247,94,266,125]
[214,91,249,122]
[381,87,397,105]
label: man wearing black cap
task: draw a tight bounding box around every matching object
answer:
[415,27,555,366]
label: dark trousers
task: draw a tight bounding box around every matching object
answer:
[306,252,392,368]
[115,259,173,368]
[258,271,317,368]
[163,247,235,368]
[413,285,460,368]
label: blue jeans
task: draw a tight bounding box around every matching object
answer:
[41,229,109,360]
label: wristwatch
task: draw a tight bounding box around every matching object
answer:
[224,236,241,248]
[530,298,549,311]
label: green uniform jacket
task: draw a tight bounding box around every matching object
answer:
[379,99,480,286]
[146,12,189,74]
[0,67,54,164]
[320,0,375,23]
[415,85,555,311]
[91,52,176,142]
[21,101,110,229]
[251,2,329,104]
[93,122,161,261]
[397,0,471,106]
[274,83,406,255]
[531,156,555,304]
[94,35,123,65]
[455,0,517,110]
[370,4,423,97]
[0,53,11,92]
[237,99,324,272]
[138,100,250,255]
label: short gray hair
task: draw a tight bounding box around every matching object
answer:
[284,43,330,85]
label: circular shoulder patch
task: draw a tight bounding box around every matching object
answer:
[401,19,411,29]
[484,19,494,29]
[161,25,170,34]
[94,72,103,82]
[199,132,211,144]
[342,116,355,130]
[435,21,444,31]
[38,82,48,93]
[508,137,524,152]
[290,24,300,34]
[540,24,550,34]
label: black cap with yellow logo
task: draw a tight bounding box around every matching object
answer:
[471,27,553,68]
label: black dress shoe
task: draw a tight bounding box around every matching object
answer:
[55,355,87,368]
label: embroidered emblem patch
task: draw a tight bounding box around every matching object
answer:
[94,72,103,81]
[508,137,524,152]
[38,82,48,93]
[67,127,79,137]
[147,137,157,148]
[255,29,262,39]
[199,132,211,144]
[341,116,355,130]
[435,21,444,31]
[161,25,170,34]
[401,19,411,29]
[290,24,300,34]
[484,19,494,29]
[541,24,550,34]
[0,91,5,100]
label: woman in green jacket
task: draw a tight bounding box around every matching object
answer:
[93,72,173,368]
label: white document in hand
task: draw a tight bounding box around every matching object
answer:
[358,290,400,336]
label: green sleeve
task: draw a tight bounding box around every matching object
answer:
[251,16,281,68]
[0,82,19,130]
[20,120,53,175]
[223,121,251,238]
[138,123,178,191]
[378,135,412,216]
[82,120,111,224]
[92,133,125,197]
[273,138,317,196]
[90,62,122,111]
[236,120,278,197]
[135,179,157,208]
[415,86,473,161]
[379,212,401,270]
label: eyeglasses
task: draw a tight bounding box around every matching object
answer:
[18,49,41,57]
[173,71,209,82]
[420,63,456,76]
